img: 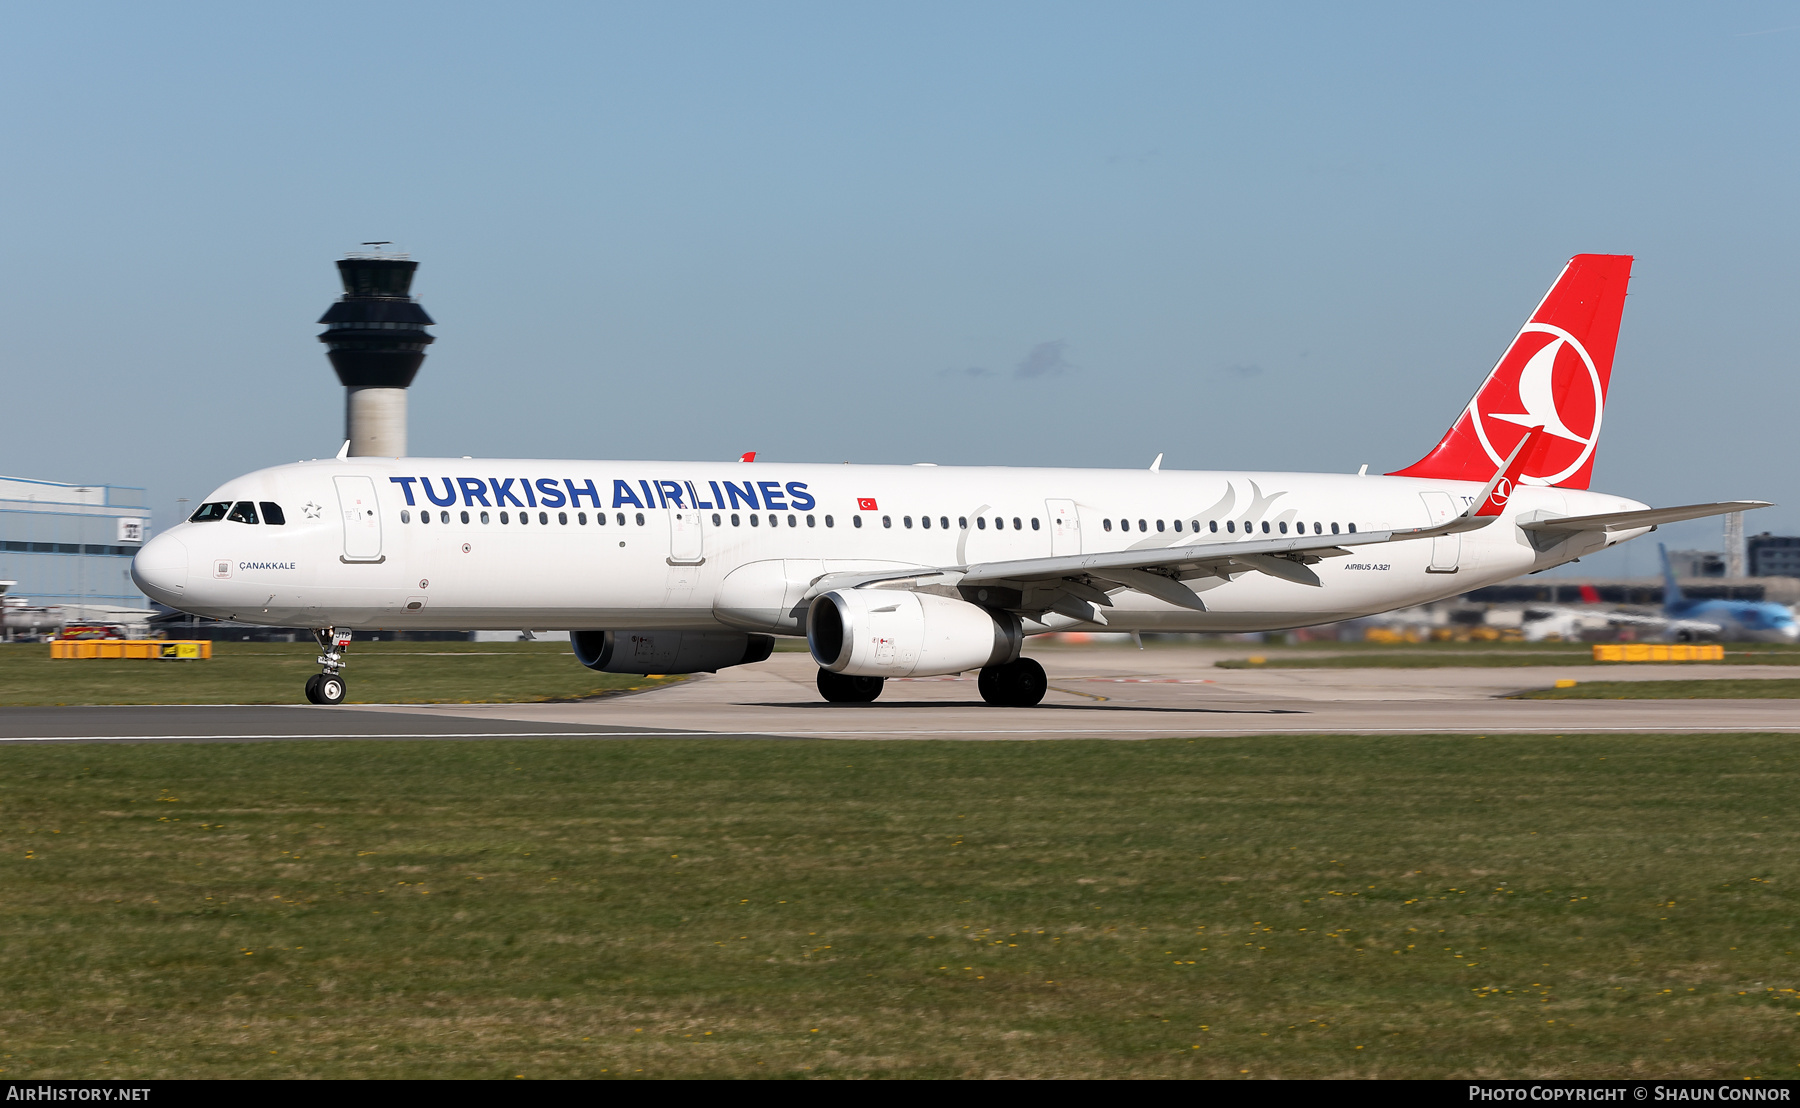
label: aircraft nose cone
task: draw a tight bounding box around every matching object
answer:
[131,533,189,605]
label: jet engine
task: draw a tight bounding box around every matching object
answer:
[572,630,775,675]
[807,589,1020,678]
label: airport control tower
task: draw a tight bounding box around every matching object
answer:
[318,245,435,457]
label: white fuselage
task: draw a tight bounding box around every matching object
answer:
[130,458,1650,635]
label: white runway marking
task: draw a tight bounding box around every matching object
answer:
[8,725,1800,743]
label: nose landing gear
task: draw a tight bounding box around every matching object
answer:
[305,628,352,705]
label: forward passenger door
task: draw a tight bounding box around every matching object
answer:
[333,475,384,563]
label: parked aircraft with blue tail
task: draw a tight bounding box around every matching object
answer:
[1658,544,1798,643]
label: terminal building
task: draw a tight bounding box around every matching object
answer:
[0,476,152,630]
[1747,534,1800,579]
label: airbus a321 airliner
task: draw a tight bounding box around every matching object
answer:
[131,254,1767,706]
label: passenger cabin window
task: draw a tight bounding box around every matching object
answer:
[807,514,816,527]
[400,510,411,524]
[994,517,1003,530]
[920,516,930,529]
[1156,520,1165,532]
[1013,517,1022,530]
[259,502,286,525]
[500,511,510,524]
[635,513,645,526]
[1261,521,1270,534]
[1172,520,1181,532]
[227,501,259,524]
[1348,523,1357,533]
[440,511,450,524]
[1331,522,1340,534]
[461,511,471,524]
[1210,520,1218,533]
[882,515,892,528]
[958,517,967,529]
[422,511,432,525]
[1279,521,1288,534]
[853,515,862,528]
[1103,519,1112,532]
[825,515,834,527]
[977,517,987,530]
[539,511,549,525]
[558,512,568,525]
[189,502,231,522]
[904,516,913,528]
[941,517,949,529]
[713,513,722,526]
[1031,518,1039,530]
[751,513,760,527]
[481,511,490,524]
[1225,520,1234,533]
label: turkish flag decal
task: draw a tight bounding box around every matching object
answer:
[857,497,878,511]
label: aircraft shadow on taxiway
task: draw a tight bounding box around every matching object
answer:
[749,700,1308,715]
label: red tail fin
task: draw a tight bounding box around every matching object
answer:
[1389,254,1633,490]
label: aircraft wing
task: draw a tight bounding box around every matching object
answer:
[1520,500,1772,535]
[799,523,1479,620]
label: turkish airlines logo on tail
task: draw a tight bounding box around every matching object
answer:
[1470,323,1604,486]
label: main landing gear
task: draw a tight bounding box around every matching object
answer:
[978,657,1048,707]
[305,628,352,705]
[817,669,885,703]
[815,659,1049,707]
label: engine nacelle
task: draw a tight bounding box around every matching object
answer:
[572,630,775,675]
[807,589,1020,678]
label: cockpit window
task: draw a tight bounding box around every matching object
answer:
[226,501,260,524]
[189,502,231,522]
[259,502,286,526]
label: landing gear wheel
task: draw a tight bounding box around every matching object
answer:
[817,669,885,704]
[314,674,347,706]
[978,657,1047,707]
[303,674,324,704]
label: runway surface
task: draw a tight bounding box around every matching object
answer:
[0,705,710,744]
[4,646,1793,743]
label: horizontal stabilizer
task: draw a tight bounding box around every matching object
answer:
[1520,500,1772,535]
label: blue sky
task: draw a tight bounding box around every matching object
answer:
[2,2,1795,573]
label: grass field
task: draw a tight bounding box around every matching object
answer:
[0,642,674,706]
[1513,680,1800,700]
[2,734,1797,1078]
[1216,643,1800,669]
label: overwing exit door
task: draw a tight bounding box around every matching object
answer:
[1046,499,1082,556]
[1418,491,1460,574]
[334,475,384,562]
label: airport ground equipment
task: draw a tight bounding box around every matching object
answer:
[1591,643,1724,662]
[49,639,211,659]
